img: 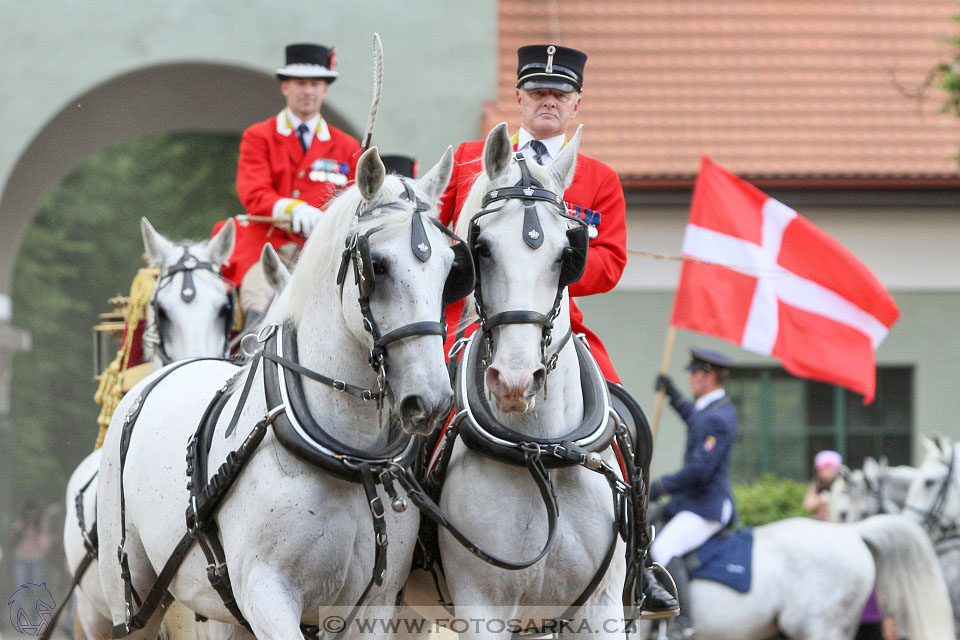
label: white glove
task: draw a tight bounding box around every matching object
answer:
[288,203,322,236]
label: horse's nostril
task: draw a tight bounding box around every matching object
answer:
[531,367,546,393]
[399,395,429,424]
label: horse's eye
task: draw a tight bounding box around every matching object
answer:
[219,304,232,319]
[476,240,491,259]
[372,258,388,276]
[156,306,169,324]
[926,479,937,488]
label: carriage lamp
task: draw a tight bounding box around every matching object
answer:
[92,296,127,380]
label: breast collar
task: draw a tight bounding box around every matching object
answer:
[262,323,419,482]
[452,328,614,468]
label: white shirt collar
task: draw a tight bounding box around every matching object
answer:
[694,388,727,411]
[277,109,330,141]
[517,128,566,166]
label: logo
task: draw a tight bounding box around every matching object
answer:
[703,435,716,452]
[8,583,56,637]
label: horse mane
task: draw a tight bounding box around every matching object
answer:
[271,175,430,327]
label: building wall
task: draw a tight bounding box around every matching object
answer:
[0,0,498,298]
[580,200,960,476]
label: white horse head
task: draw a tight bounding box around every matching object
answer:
[456,122,583,415]
[904,434,960,535]
[140,217,236,365]
[829,466,873,522]
[267,145,458,435]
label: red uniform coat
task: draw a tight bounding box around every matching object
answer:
[439,139,627,382]
[216,111,360,286]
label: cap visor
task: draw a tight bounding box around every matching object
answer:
[518,77,579,93]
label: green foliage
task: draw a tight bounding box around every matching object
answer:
[733,474,809,527]
[934,14,960,146]
[6,132,241,512]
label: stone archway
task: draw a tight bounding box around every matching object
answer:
[0,61,358,296]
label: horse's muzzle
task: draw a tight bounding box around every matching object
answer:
[397,392,453,435]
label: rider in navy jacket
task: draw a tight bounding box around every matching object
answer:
[650,346,739,640]
[651,384,738,523]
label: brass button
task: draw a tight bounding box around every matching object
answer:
[292,189,301,197]
[297,171,305,178]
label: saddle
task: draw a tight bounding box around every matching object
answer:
[682,526,753,593]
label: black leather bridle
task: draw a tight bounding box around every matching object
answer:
[467,153,588,386]
[906,446,959,543]
[149,245,236,364]
[333,180,475,419]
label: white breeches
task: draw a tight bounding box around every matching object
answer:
[651,500,733,565]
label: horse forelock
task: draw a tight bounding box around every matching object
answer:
[275,176,427,327]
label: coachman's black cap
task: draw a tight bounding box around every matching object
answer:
[276,43,339,83]
[381,154,418,179]
[685,346,735,373]
[517,44,587,93]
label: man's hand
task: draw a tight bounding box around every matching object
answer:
[649,478,666,501]
[655,373,679,400]
[288,203,322,236]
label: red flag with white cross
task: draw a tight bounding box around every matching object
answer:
[670,157,900,403]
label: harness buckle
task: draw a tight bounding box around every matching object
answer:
[369,495,385,519]
[333,379,347,392]
[520,442,543,461]
[361,389,375,402]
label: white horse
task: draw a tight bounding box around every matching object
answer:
[406,123,634,639]
[639,514,953,640]
[63,218,237,640]
[95,146,462,640]
[829,457,916,523]
[903,434,960,638]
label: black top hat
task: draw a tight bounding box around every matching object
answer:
[685,346,735,373]
[276,43,339,83]
[381,154,418,179]
[516,44,587,93]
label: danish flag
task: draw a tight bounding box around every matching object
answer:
[671,157,900,403]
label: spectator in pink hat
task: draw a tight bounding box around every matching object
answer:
[803,449,843,520]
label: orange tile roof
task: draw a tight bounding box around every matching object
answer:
[484,0,960,186]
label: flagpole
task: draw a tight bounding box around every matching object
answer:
[650,325,676,442]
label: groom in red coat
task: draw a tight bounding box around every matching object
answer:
[438,44,679,620]
[439,45,626,383]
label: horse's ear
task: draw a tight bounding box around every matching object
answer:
[839,466,853,484]
[933,432,952,457]
[357,146,386,202]
[208,219,236,266]
[549,124,582,191]
[922,434,940,458]
[483,122,512,180]
[140,217,174,267]
[416,146,454,215]
[260,244,291,291]
[863,456,879,479]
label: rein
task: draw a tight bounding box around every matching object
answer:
[147,245,237,365]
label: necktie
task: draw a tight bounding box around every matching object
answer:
[297,123,310,152]
[528,139,548,165]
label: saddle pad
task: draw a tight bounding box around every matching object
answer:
[690,527,753,593]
